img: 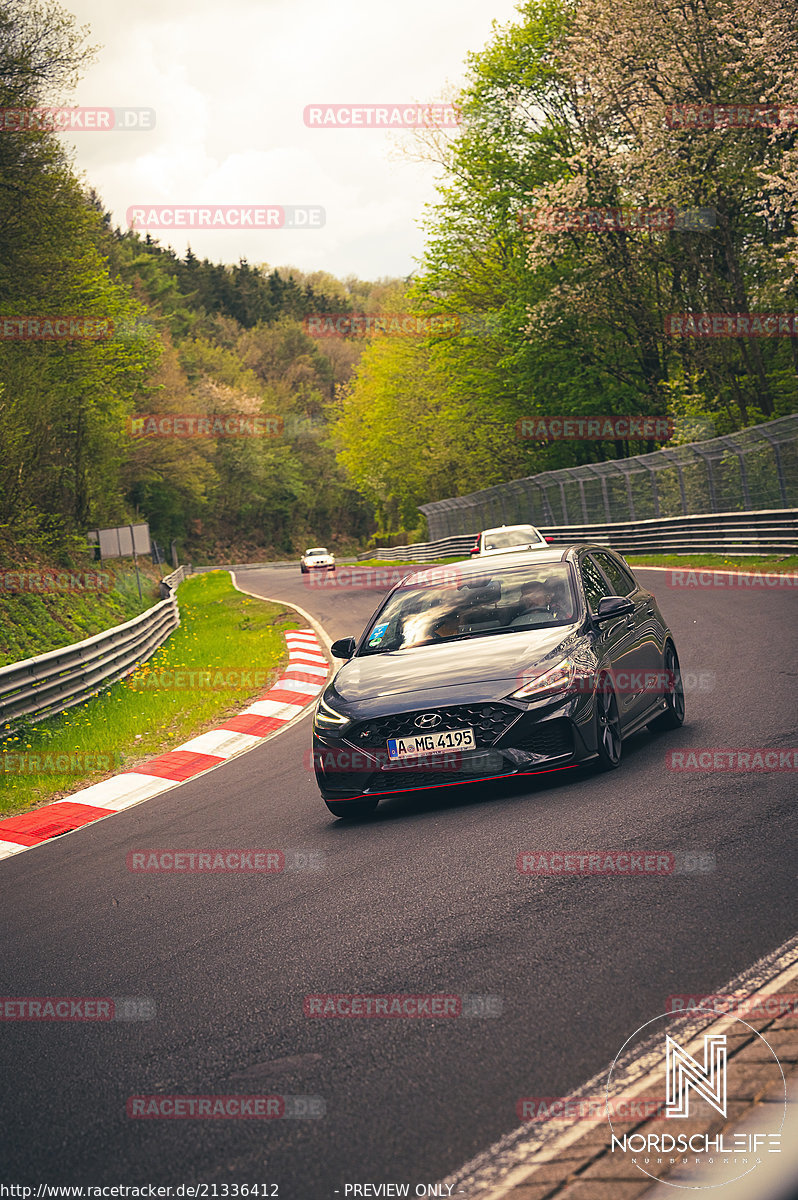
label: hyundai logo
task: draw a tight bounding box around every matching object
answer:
[415,712,442,729]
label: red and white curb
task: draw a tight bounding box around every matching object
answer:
[0,628,328,862]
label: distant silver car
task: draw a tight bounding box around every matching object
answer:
[300,547,336,573]
[470,524,553,558]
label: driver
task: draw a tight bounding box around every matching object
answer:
[507,579,556,627]
[429,610,461,640]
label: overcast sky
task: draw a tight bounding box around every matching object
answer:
[60,0,522,281]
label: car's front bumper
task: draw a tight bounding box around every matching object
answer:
[312,692,598,800]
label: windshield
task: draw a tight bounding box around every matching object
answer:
[359,563,576,655]
[483,526,542,550]
[306,548,329,556]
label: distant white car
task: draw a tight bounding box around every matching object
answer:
[300,547,336,573]
[470,524,553,558]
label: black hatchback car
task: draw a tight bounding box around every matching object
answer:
[312,545,684,817]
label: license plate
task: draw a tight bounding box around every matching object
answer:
[387,727,476,760]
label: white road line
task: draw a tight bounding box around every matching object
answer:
[0,840,29,857]
[271,678,323,695]
[176,729,264,758]
[61,773,179,809]
[243,698,305,719]
[284,665,328,679]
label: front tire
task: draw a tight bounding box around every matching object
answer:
[325,798,379,820]
[594,674,622,770]
[300,565,307,574]
[647,642,685,731]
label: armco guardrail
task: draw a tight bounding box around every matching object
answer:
[360,509,798,561]
[357,535,477,563]
[160,564,190,592]
[0,573,184,728]
[537,509,798,555]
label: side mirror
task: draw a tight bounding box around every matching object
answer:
[330,636,356,660]
[595,595,634,621]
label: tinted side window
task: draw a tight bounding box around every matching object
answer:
[580,555,614,612]
[593,551,636,596]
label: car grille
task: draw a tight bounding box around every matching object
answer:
[512,719,573,758]
[348,704,519,749]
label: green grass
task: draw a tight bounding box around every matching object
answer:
[625,553,798,572]
[0,559,164,666]
[0,571,301,817]
[357,553,798,573]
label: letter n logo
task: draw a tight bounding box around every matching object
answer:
[666,1033,726,1118]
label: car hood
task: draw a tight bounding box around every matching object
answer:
[332,625,581,704]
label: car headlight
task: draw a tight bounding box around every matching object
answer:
[314,694,350,731]
[511,659,577,701]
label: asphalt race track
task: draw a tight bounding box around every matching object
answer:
[1,565,796,1196]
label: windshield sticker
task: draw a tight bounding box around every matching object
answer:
[368,622,389,645]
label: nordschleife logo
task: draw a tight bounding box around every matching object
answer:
[665,1033,727,1119]
[606,1010,785,1190]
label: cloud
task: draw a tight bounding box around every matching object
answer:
[60,0,521,276]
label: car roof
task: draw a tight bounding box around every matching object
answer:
[408,543,619,579]
[481,523,540,535]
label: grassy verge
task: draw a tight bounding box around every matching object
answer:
[0,549,165,667]
[624,553,797,572]
[355,553,797,573]
[0,571,302,817]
